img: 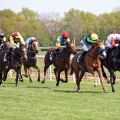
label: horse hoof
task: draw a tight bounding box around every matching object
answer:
[77,89,80,92]
[94,85,97,87]
[41,80,45,84]
[19,79,23,82]
[24,75,28,78]
[2,77,6,81]
[56,83,59,86]
[64,80,68,83]
[37,79,40,82]
[112,90,115,92]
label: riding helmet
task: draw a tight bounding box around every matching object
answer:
[91,33,98,41]
[62,32,69,39]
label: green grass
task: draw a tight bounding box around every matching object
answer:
[0,77,120,120]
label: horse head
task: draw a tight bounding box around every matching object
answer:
[92,40,107,59]
[19,44,28,61]
[29,40,40,53]
[67,41,77,55]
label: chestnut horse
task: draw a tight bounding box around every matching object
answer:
[23,40,40,82]
[70,41,107,92]
[42,42,77,86]
[0,42,28,86]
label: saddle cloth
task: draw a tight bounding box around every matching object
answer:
[77,54,82,64]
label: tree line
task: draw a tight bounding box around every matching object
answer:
[0,7,120,46]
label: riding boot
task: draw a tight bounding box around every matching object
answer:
[79,51,87,64]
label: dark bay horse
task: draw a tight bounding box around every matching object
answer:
[42,42,77,86]
[0,42,28,86]
[23,40,40,82]
[70,41,107,92]
[101,45,120,92]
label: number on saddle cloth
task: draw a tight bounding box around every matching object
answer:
[49,48,56,62]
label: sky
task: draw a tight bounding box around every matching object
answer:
[1,0,120,17]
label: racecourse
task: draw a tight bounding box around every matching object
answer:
[0,77,120,120]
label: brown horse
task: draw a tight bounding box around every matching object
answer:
[70,41,107,92]
[42,42,77,86]
[23,40,40,82]
[0,42,28,86]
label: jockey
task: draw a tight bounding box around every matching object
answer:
[105,33,120,56]
[56,32,71,49]
[0,32,7,50]
[26,37,36,48]
[3,32,25,63]
[79,33,98,64]
[105,33,120,48]
[9,32,25,48]
[50,32,71,61]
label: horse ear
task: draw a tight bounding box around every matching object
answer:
[97,40,103,43]
[68,40,74,47]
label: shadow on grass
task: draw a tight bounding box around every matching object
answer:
[27,86,51,89]
[53,89,109,94]
[3,82,15,85]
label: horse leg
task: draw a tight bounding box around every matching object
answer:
[42,64,50,84]
[109,69,116,92]
[56,70,61,86]
[54,68,58,81]
[101,64,110,83]
[24,66,28,77]
[15,73,19,86]
[64,69,68,83]
[33,65,40,82]
[97,68,106,92]
[77,71,85,92]
[18,72,24,82]
[0,69,2,86]
[2,68,10,81]
[94,73,97,87]
[28,68,32,83]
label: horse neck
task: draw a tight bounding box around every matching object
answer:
[28,47,36,58]
[87,46,99,59]
[12,48,22,60]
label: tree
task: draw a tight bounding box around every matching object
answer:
[40,12,62,46]
[63,8,85,45]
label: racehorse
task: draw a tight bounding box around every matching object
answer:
[42,42,77,86]
[101,45,120,92]
[23,40,40,82]
[70,41,107,92]
[0,42,28,86]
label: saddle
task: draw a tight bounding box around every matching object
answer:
[49,48,64,62]
[77,51,87,64]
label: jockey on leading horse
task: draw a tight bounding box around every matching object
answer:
[79,33,99,64]
[50,32,72,61]
[105,33,120,56]
[3,32,26,64]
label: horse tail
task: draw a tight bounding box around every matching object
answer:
[70,62,74,75]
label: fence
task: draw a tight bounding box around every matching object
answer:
[8,54,76,82]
